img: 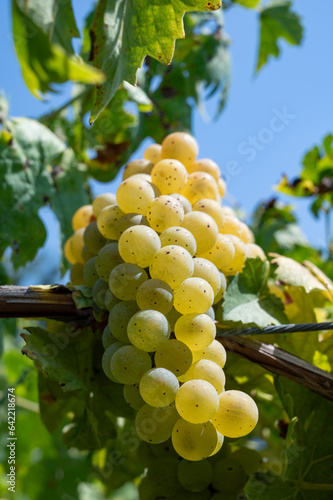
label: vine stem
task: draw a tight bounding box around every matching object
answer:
[1,285,333,401]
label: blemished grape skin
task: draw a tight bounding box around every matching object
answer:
[96,242,123,282]
[177,459,213,493]
[135,404,179,444]
[109,263,148,300]
[72,204,94,231]
[139,367,179,407]
[92,193,117,218]
[114,213,149,240]
[174,313,216,351]
[192,257,222,297]
[161,132,199,168]
[175,379,219,424]
[149,245,194,289]
[108,300,139,343]
[220,235,246,275]
[160,226,197,256]
[169,193,192,214]
[192,340,227,369]
[143,143,162,164]
[181,211,219,255]
[83,220,107,254]
[147,195,185,232]
[192,199,225,230]
[122,159,153,180]
[151,159,188,194]
[154,339,193,376]
[116,176,155,215]
[118,225,161,268]
[173,277,214,314]
[212,390,259,438]
[127,310,170,352]
[188,158,220,182]
[97,205,124,240]
[172,419,218,461]
[181,172,219,205]
[136,279,173,314]
[198,233,235,270]
[110,345,152,384]
[184,359,226,394]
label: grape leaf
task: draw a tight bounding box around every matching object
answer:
[0,118,89,269]
[89,0,222,122]
[234,0,261,8]
[246,378,333,499]
[12,0,105,98]
[219,258,288,328]
[257,1,303,71]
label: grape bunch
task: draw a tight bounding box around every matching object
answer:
[64,132,262,464]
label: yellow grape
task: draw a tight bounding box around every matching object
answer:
[127,310,170,352]
[192,199,225,230]
[143,143,162,165]
[161,132,198,168]
[118,225,161,268]
[72,204,94,231]
[114,213,149,240]
[174,313,216,350]
[123,159,154,180]
[110,345,152,384]
[218,177,226,198]
[154,339,193,376]
[160,226,197,256]
[68,228,85,264]
[116,176,155,215]
[64,237,76,264]
[109,263,148,300]
[150,245,194,289]
[220,235,246,275]
[135,403,179,443]
[198,234,235,270]
[173,277,214,314]
[139,368,179,407]
[136,279,173,315]
[210,431,224,457]
[192,257,222,297]
[96,242,123,282]
[188,158,220,181]
[151,159,188,194]
[182,211,218,255]
[184,359,225,393]
[192,340,227,369]
[169,193,192,214]
[97,205,124,240]
[92,193,117,217]
[172,419,218,461]
[83,221,106,254]
[182,172,219,205]
[175,380,219,423]
[147,195,184,232]
[212,390,259,438]
[219,216,244,239]
[213,272,227,305]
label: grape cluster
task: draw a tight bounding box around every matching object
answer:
[64,132,262,463]
[138,439,263,499]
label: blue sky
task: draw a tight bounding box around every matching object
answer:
[1,1,332,284]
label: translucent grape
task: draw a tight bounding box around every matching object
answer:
[123,383,145,410]
[160,226,196,256]
[182,172,219,205]
[210,431,224,457]
[136,279,173,314]
[92,193,117,217]
[102,325,117,349]
[184,360,225,393]
[83,220,106,255]
[147,195,184,232]
[114,212,148,239]
[139,368,179,407]
[173,278,214,314]
[241,223,255,244]
[64,237,76,264]
[192,257,222,297]
[104,289,120,311]
[83,257,99,287]
[175,380,219,423]
[212,458,247,493]
[134,173,161,197]
[181,212,218,254]
[122,159,153,180]
[192,340,227,369]
[118,225,161,268]
[96,205,124,240]
[192,199,224,230]
[220,215,244,238]
[221,206,235,218]
[150,245,194,289]
[108,300,139,343]
[198,234,235,270]
[102,342,124,382]
[143,143,162,164]
[161,132,198,168]
[127,310,170,352]
[109,263,148,300]
[69,228,85,264]
[72,204,94,231]
[172,419,218,461]
[212,390,259,438]
[174,313,216,351]
[220,235,246,275]
[177,459,213,492]
[165,307,182,332]
[110,345,152,384]
[188,158,220,181]
[248,243,266,260]
[92,277,109,308]
[151,159,188,194]
[155,339,193,376]
[69,263,85,285]
[213,272,227,305]
[169,193,192,214]
[135,403,179,443]
[116,176,155,215]
[96,242,123,282]
[218,177,226,198]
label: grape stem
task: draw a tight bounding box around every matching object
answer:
[1,285,333,401]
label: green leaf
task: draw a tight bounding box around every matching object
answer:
[12,0,105,99]
[257,1,303,71]
[0,118,89,268]
[234,0,261,8]
[219,258,288,328]
[89,0,222,122]
[247,378,333,499]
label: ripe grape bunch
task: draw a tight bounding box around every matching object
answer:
[64,132,263,463]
